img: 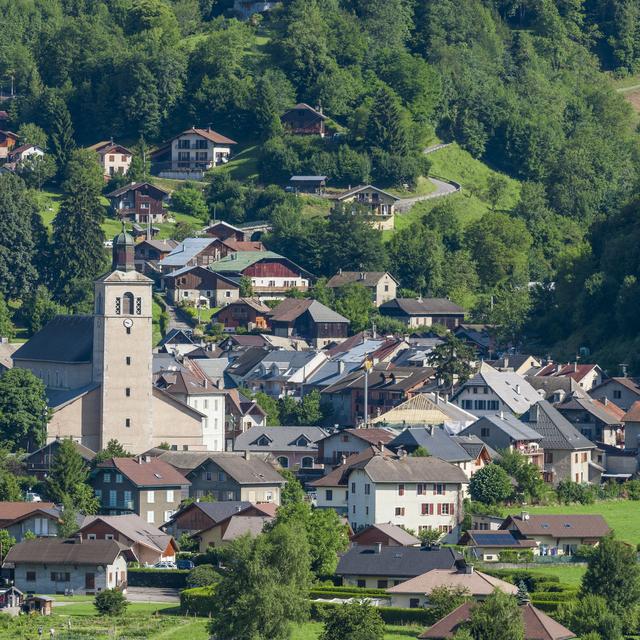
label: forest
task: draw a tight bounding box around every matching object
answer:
[1,0,640,371]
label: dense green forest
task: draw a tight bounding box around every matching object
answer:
[1,0,640,371]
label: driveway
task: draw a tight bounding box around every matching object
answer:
[395,177,460,212]
[126,586,181,603]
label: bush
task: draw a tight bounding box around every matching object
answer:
[186,564,219,588]
[481,569,560,592]
[127,568,189,589]
[311,601,434,625]
[497,549,534,563]
[94,589,128,616]
[180,586,215,616]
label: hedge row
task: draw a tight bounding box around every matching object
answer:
[481,569,560,591]
[310,600,434,625]
[530,600,561,613]
[529,590,577,602]
[128,568,189,589]
[181,586,215,616]
[310,586,388,598]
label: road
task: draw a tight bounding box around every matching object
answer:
[126,586,181,603]
[165,301,191,332]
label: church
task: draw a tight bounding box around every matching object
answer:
[13,228,207,454]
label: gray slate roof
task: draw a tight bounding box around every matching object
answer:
[461,414,542,443]
[379,298,465,316]
[4,538,127,566]
[13,315,93,363]
[388,426,473,462]
[354,454,469,484]
[79,515,173,553]
[159,238,215,268]
[521,400,595,450]
[46,382,101,411]
[234,425,328,453]
[179,501,253,524]
[336,546,461,577]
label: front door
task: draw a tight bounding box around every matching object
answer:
[85,573,95,591]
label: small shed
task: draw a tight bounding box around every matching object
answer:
[24,595,53,615]
[0,586,23,609]
[289,176,327,194]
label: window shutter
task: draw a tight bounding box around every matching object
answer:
[450,503,455,515]
[437,503,442,515]
[429,504,434,515]
[421,503,427,515]
[433,484,437,495]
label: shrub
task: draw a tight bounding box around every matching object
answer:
[94,589,128,616]
[311,601,434,625]
[186,564,219,588]
[127,568,188,589]
[180,586,215,616]
[497,549,534,563]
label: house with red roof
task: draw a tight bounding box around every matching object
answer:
[590,376,640,411]
[88,140,133,178]
[531,362,603,391]
[280,103,327,136]
[0,130,18,161]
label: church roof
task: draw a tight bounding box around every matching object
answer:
[95,270,152,283]
[12,315,94,364]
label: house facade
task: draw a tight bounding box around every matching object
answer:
[0,130,19,161]
[25,439,96,481]
[378,298,465,329]
[336,186,400,230]
[590,377,640,411]
[212,298,271,331]
[164,266,240,307]
[106,182,169,224]
[88,141,132,178]
[0,503,63,542]
[326,271,398,307]
[347,453,468,534]
[281,103,327,136]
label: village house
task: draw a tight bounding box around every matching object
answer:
[451,363,542,418]
[91,457,190,526]
[280,103,327,136]
[164,266,240,308]
[487,354,542,376]
[211,298,271,331]
[623,401,640,450]
[222,388,267,448]
[0,502,65,542]
[500,512,610,556]
[208,251,312,300]
[555,393,624,446]
[458,529,538,562]
[78,514,178,565]
[106,182,169,225]
[4,538,128,596]
[321,365,434,426]
[419,600,576,640]
[317,428,397,466]
[0,130,18,161]
[203,220,246,242]
[350,523,420,547]
[521,401,601,485]
[159,238,235,275]
[25,439,96,481]
[531,362,604,391]
[152,127,237,179]
[312,445,397,514]
[233,0,276,19]
[378,298,465,329]
[388,426,493,478]
[154,368,226,451]
[7,143,44,165]
[590,376,640,411]
[233,425,328,470]
[459,413,544,469]
[453,323,496,358]
[289,175,327,194]
[163,500,262,537]
[193,502,277,552]
[88,140,133,178]
[347,452,468,534]
[134,239,178,274]
[336,185,400,230]
[386,565,517,609]
[269,298,350,348]
[326,271,398,307]
[336,545,461,589]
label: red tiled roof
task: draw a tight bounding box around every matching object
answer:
[503,514,610,539]
[98,457,190,487]
[592,398,625,420]
[536,363,598,383]
[623,400,640,422]
[0,502,56,524]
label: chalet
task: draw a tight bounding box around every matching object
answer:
[0,502,64,542]
[163,500,259,537]
[233,425,328,470]
[321,365,434,427]
[453,323,496,358]
[459,413,544,469]
[281,103,327,136]
[556,393,624,446]
[163,265,240,307]
[590,376,640,411]
[336,185,400,230]
[88,140,133,178]
[152,127,237,178]
[531,362,604,391]
[0,130,18,161]
[106,182,169,225]
[25,439,96,481]
[134,239,178,274]
[208,251,312,300]
[194,506,276,551]
[317,429,396,466]
[326,271,398,307]
[289,175,327,193]
[7,144,44,164]
[203,220,246,242]
[211,297,271,331]
[379,298,465,330]
[159,238,235,274]
[268,298,350,348]
[78,514,178,565]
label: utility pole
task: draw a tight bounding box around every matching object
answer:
[363,355,373,427]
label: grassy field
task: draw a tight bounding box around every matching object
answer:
[291,622,422,639]
[387,175,437,198]
[520,564,586,588]
[213,145,260,181]
[522,500,640,545]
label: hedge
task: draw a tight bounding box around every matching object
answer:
[181,586,215,616]
[530,600,561,613]
[310,601,433,625]
[128,568,189,589]
[481,569,560,591]
[529,590,577,602]
[310,586,388,599]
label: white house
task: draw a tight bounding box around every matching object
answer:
[346,452,468,534]
[7,143,44,164]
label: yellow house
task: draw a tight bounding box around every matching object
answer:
[337,185,400,230]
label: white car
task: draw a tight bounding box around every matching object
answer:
[25,492,42,503]
[152,561,177,569]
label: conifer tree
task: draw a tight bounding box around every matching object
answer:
[254,78,284,140]
[366,86,410,155]
[46,439,90,504]
[45,93,76,175]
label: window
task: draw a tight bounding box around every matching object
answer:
[487,400,499,411]
[277,456,289,468]
[341,435,350,443]
[395,507,405,516]
[177,139,190,149]
[364,484,370,495]
[351,482,356,494]
[87,534,96,540]
[398,484,405,496]
[301,456,314,469]
[480,427,490,437]
[125,388,131,397]
[147,491,155,503]
[409,598,420,609]
[434,483,445,495]
[581,452,588,463]
[115,474,123,484]
[195,139,208,149]
[166,490,174,503]
[124,491,132,508]
[474,400,487,410]
[365,506,369,515]
[115,297,121,315]
[109,155,115,162]
[123,292,134,315]
[352,505,356,514]
[125,418,131,428]
[26,571,36,582]
[441,503,451,515]
[95,489,102,501]
[574,453,579,463]
[51,572,70,582]
[218,471,226,482]
[147,511,155,524]
[105,534,114,540]
[357,580,366,588]
[377,580,388,589]
[613,390,622,399]
[126,357,131,365]
[325,489,333,502]
[417,483,427,495]
[544,452,553,463]
[104,472,111,483]
[461,400,473,410]
[109,490,117,507]
[421,503,433,515]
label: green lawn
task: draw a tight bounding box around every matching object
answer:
[291,622,423,639]
[212,145,260,181]
[387,175,437,198]
[520,564,586,588]
[300,194,332,218]
[522,500,640,546]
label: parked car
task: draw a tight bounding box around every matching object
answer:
[152,561,177,569]
[176,559,195,570]
[25,491,42,503]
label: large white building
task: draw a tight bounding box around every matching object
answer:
[346,452,468,534]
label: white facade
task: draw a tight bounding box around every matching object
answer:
[454,386,504,416]
[188,392,226,452]
[315,484,349,514]
[171,132,232,171]
[251,275,310,300]
[101,150,132,177]
[348,468,466,534]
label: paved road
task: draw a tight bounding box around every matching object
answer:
[126,586,181,603]
[165,301,191,332]
[396,177,460,212]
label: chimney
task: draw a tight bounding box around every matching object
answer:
[573,362,578,372]
[434,392,439,404]
[338,360,345,374]
[515,384,521,394]
[341,454,347,466]
[621,363,628,377]
[360,272,365,280]
[376,543,382,554]
[243,451,250,460]
[463,564,474,575]
[604,397,609,406]
[338,268,342,275]
[499,410,504,419]
[521,511,530,521]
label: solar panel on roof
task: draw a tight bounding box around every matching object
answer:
[473,533,520,546]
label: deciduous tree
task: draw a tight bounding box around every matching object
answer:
[320,601,385,640]
[469,464,513,505]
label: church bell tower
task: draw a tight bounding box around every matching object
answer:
[92,225,154,452]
